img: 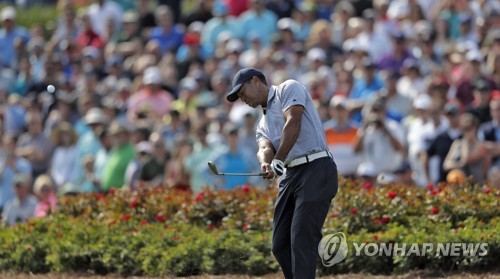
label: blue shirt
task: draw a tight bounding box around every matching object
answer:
[201,17,239,52]
[0,27,30,68]
[0,156,32,208]
[239,10,277,47]
[214,149,250,189]
[349,76,384,124]
[150,26,184,54]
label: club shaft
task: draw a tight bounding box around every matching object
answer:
[218,172,264,176]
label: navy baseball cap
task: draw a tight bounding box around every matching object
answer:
[226,68,265,102]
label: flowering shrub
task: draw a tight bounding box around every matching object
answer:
[0,178,498,276]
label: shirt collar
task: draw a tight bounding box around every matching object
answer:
[266,85,276,107]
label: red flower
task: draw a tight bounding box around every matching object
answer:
[130,200,138,209]
[374,219,381,224]
[373,235,379,240]
[57,233,63,238]
[95,193,105,200]
[165,196,171,201]
[332,212,339,217]
[431,207,439,215]
[26,245,32,251]
[381,216,390,223]
[484,188,490,194]
[194,192,205,202]
[208,224,214,230]
[426,184,434,190]
[458,223,463,228]
[120,213,131,222]
[109,188,116,195]
[242,185,251,193]
[156,214,167,223]
[134,228,139,233]
[140,220,148,226]
[25,228,31,233]
[362,182,372,189]
[350,209,358,214]
[242,224,250,230]
[431,189,439,196]
[387,192,397,199]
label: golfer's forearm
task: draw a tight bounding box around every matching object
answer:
[275,119,301,161]
[257,145,275,165]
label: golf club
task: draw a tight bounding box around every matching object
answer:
[207,161,266,176]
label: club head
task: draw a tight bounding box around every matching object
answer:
[207,161,219,175]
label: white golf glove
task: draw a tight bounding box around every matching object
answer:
[270,159,285,176]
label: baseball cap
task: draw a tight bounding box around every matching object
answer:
[329,95,348,108]
[444,103,460,116]
[143,66,162,85]
[413,94,432,110]
[226,68,266,102]
[466,50,483,62]
[307,48,326,62]
[136,141,153,154]
[473,79,491,91]
[1,6,16,21]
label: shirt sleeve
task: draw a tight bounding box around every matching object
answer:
[256,118,270,143]
[277,80,307,112]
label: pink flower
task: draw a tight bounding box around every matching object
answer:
[374,219,381,224]
[332,212,339,217]
[484,188,491,194]
[426,184,434,190]
[431,189,439,196]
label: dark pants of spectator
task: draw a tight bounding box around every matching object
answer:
[272,157,338,279]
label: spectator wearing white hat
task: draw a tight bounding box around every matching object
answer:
[0,6,30,68]
[127,66,173,124]
[1,173,37,226]
[324,95,362,176]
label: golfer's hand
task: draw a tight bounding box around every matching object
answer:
[261,163,276,179]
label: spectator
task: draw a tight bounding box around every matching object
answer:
[425,103,463,184]
[101,123,135,191]
[139,133,169,187]
[324,95,361,176]
[182,0,213,26]
[16,111,53,178]
[444,113,489,184]
[150,6,184,54]
[165,135,192,191]
[239,0,278,47]
[75,12,104,49]
[86,0,123,38]
[353,100,405,173]
[49,122,79,189]
[348,58,385,125]
[128,66,173,123]
[467,78,494,124]
[0,6,30,69]
[212,124,253,190]
[396,59,425,101]
[478,99,500,168]
[125,140,152,189]
[1,173,37,226]
[33,174,57,218]
[377,32,413,74]
[93,129,112,186]
[456,51,496,108]
[0,134,32,213]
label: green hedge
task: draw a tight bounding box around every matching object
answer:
[0,179,498,276]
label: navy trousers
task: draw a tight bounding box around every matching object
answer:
[272,156,338,279]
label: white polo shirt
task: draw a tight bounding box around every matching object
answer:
[256,80,329,165]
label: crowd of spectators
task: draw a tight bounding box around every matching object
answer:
[0,0,499,226]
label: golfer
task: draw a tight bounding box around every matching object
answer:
[226,68,338,278]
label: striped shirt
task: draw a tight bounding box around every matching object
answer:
[256,80,329,165]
